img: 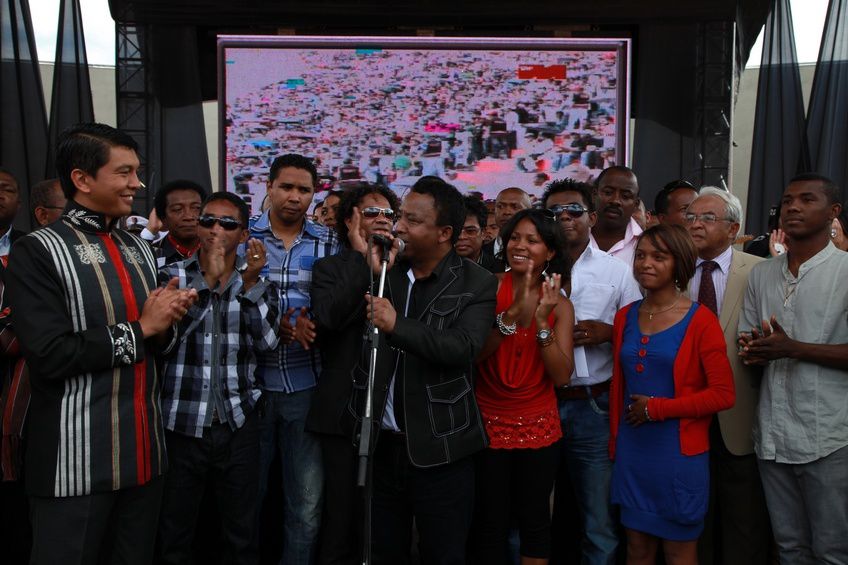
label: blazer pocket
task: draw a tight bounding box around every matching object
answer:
[426,375,472,438]
[424,293,472,329]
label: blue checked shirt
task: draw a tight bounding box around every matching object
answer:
[247,212,340,392]
[159,255,281,438]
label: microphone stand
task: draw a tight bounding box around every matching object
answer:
[357,235,391,565]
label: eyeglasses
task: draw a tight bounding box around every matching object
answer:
[361,207,396,220]
[198,215,242,230]
[460,226,482,236]
[683,213,731,225]
[548,203,590,219]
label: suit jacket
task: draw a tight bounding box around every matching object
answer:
[306,248,372,436]
[715,249,764,456]
[481,240,505,273]
[340,249,497,468]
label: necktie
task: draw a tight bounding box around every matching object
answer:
[698,260,719,315]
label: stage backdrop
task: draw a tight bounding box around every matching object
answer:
[218,35,630,214]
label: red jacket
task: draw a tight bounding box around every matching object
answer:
[609,302,735,459]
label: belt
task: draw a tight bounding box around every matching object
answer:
[556,380,610,401]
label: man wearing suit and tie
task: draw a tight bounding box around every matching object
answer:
[684,187,770,564]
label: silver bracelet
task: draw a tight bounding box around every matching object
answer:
[644,398,654,422]
[496,312,517,336]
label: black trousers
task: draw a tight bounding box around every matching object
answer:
[29,475,164,565]
[697,421,773,565]
[156,411,261,565]
[317,433,361,565]
[470,443,560,563]
[371,433,474,565]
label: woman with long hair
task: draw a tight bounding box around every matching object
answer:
[609,224,735,565]
[471,208,575,565]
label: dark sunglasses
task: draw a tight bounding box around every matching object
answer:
[548,203,590,219]
[198,215,242,230]
[361,206,396,220]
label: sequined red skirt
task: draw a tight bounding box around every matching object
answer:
[482,406,563,449]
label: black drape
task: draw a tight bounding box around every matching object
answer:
[806,0,848,203]
[45,0,94,178]
[0,0,48,231]
[745,0,809,236]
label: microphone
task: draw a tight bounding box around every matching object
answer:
[371,234,404,260]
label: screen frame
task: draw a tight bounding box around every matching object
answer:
[217,34,632,201]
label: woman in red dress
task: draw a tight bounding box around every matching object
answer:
[471,208,575,565]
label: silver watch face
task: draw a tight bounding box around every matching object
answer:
[538,329,552,340]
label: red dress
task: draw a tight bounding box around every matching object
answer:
[475,273,562,449]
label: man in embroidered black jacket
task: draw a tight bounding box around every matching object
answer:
[6,123,196,564]
[334,177,497,564]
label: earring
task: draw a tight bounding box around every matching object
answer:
[674,278,680,289]
[832,229,838,238]
[541,260,550,278]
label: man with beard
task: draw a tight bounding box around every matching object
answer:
[590,166,642,266]
[307,183,400,565]
[543,179,641,565]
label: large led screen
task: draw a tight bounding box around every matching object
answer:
[219,36,630,213]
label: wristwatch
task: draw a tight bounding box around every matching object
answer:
[537,328,553,341]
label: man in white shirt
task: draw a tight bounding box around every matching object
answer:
[685,187,769,565]
[544,179,642,564]
[590,166,643,267]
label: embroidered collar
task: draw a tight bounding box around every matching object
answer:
[167,234,200,259]
[63,201,117,233]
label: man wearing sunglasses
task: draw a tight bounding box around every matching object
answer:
[655,179,698,227]
[156,191,280,564]
[249,153,340,565]
[455,196,496,272]
[543,179,641,565]
[307,183,400,564]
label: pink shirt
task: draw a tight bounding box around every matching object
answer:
[589,217,643,268]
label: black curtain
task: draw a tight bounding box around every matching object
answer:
[806,0,848,203]
[45,0,94,178]
[745,0,809,236]
[0,0,48,231]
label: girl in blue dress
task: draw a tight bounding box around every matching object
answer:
[609,224,735,565]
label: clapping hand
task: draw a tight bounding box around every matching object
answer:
[139,277,199,338]
[741,316,795,362]
[243,238,267,290]
[535,273,562,325]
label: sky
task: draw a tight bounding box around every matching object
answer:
[30,0,830,67]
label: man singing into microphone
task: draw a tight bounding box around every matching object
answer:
[331,176,497,564]
[307,182,400,565]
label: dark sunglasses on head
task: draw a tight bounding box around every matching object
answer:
[361,206,396,220]
[548,203,590,219]
[197,215,242,230]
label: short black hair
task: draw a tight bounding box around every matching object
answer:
[463,195,488,231]
[335,183,400,247]
[202,191,250,227]
[55,123,139,199]
[654,179,697,214]
[541,178,596,211]
[268,153,318,188]
[30,178,62,211]
[154,179,208,219]
[410,176,465,244]
[497,208,571,277]
[595,165,638,193]
[0,167,18,186]
[789,173,841,205]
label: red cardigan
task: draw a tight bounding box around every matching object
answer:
[609,302,735,459]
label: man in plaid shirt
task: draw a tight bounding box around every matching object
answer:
[156,191,280,565]
[248,154,340,565]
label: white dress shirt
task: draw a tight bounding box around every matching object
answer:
[689,246,733,315]
[567,244,643,386]
[589,217,643,268]
[0,228,11,257]
[382,269,415,432]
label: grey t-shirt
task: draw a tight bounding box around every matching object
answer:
[740,242,848,464]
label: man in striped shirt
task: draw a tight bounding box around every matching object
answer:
[7,123,196,564]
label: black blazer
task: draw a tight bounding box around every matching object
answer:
[306,248,374,436]
[481,240,506,273]
[330,249,497,468]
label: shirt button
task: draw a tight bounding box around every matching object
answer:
[638,349,647,358]
[640,336,649,345]
[635,363,645,373]
[203,385,209,390]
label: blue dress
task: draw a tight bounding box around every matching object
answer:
[610,301,709,541]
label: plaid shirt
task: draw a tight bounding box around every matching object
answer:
[247,212,340,393]
[159,255,281,438]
